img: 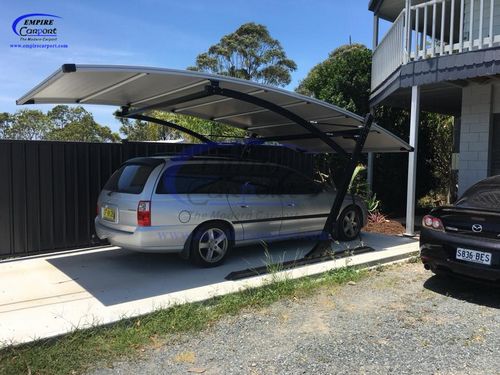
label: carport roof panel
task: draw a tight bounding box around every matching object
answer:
[17,64,411,153]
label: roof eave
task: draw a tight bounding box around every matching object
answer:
[368,0,384,13]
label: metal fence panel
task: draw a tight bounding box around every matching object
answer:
[0,140,313,258]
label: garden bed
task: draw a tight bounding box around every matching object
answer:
[363,219,405,236]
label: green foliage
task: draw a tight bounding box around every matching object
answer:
[0,106,119,142]
[365,192,380,213]
[119,111,246,142]
[0,112,11,138]
[299,43,455,214]
[348,164,368,195]
[45,106,119,142]
[426,114,454,197]
[118,117,161,141]
[297,44,371,115]
[417,190,449,209]
[188,22,297,87]
[2,110,51,140]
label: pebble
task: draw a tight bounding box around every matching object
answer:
[90,263,500,375]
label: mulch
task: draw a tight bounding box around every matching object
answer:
[363,219,405,235]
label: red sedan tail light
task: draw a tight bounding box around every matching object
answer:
[137,200,151,227]
[422,214,444,231]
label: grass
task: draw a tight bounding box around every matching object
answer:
[0,266,366,375]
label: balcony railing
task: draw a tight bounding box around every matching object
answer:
[372,11,406,90]
[372,0,500,91]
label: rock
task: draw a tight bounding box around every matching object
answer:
[187,368,206,373]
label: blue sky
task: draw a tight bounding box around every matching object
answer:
[1,0,387,133]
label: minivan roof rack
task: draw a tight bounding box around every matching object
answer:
[169,155,264,163]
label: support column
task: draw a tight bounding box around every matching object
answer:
[405,85,420,236]
[372,14,379,49]
[368,13,380,192]
[367,153,374,190]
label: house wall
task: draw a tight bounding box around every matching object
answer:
[458,81,500,195]
[463,0,500,42]
[458,83,492,195]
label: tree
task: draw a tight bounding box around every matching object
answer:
[122,23,296,141]
[119,117,161,142]
[297,44,454,213]
[188,22,297,87]
[0,106,119,142]
[297,44,371,115]
[297,44,373,192]
[48,105,89,129]
[0,112,12,139]
[4,110,52,140]
[45,105,119,142]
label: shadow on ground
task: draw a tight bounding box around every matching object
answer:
[46,233,415,307]
[46,239,313,306]
[423,274,500,309]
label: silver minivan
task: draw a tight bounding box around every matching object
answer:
[95,156,368,267]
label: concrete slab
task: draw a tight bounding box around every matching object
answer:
[0,232,418,347]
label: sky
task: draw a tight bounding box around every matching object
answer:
[0,0,388,134]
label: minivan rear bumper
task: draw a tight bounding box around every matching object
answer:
[95,218,193,253]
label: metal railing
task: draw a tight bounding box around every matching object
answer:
[372,0,499,91]
[372,11,406,90]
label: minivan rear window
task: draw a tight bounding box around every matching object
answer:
[104,163,156,194]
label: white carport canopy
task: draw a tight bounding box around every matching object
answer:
[17,64,411,154]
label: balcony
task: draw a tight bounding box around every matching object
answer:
[372,0,500,92]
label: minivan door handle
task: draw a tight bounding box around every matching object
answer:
[240,204,249,208]
[287,202,296,207]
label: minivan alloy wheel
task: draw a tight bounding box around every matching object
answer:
[343,210,358,237]
[198,228,228,263]
[339,207,361,240]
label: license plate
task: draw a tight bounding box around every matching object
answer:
[102,206,117,222]
[456,248,492,265]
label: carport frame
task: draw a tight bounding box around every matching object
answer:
[116,80,374,256]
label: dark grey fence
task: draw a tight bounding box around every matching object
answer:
[0,140,313,258]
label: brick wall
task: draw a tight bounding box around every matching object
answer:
[458,83,492,195]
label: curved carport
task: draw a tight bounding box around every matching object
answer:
[18,64,412,259]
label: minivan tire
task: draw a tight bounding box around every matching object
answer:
[189,222,233,267]
[337,205,362,241]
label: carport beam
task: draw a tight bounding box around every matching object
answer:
[119,113,215,145]
[405,86,420,236]
[207,84,349,158]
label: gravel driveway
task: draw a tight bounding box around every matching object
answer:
[91,262,500,375]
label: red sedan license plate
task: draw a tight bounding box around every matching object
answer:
[456,248,492,265]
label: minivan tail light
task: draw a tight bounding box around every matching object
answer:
[422,214,444,232]
[137,201,151,227]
